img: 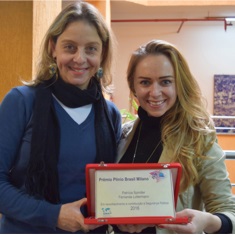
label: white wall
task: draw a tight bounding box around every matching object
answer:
[111,20,235,114]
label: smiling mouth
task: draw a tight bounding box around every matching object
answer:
[148,100,165,106]
[70,67,88,73]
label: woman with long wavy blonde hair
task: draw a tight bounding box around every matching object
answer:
[115,39,235,234]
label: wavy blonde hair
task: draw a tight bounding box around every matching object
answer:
[127,40,216,192]
[27,1,115,90]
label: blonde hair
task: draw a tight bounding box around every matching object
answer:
[27,1,115,90]
[127,40,216,192]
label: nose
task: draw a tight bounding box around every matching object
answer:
[149,82,161,97]
[73,49,86,63]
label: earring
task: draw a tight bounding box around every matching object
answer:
[96,67,103,79]
[49,62,57,76]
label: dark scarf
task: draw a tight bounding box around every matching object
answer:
[25,76,117,203]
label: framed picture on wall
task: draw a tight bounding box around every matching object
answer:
[213,75,235,134]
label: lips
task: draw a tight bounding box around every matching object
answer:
[70,66,87,73]
[148,100,165,106]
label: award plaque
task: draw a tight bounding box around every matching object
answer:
[84,162,188,225]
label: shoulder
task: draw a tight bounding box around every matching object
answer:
[1,86,36,119]
[105,99,122,121]
[105,99,119,114]
[3,85,36,101]
[198,141,226,174]
[204,139,225,161]
[14,85,36,99]
[122,120,138,138]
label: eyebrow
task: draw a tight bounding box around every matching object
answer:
[137,75,174,79]
[159,75,174,79]
[61,39,101,46]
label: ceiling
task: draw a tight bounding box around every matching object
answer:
[110,1,235,20]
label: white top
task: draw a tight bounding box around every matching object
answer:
[53,95,92,125]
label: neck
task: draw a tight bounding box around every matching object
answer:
[132,120,162,163]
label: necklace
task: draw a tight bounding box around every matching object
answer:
[132,122,162,163]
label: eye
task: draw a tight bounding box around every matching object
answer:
[64,44,76,53]
[89,46,97,51]
[140,80,151,86]
[160,77,174,86]
[86,46,98,54]
[162,79,172,85]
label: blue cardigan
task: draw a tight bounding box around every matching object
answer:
[0,86,122,233]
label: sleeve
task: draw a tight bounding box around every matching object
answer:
[0,87,61,230]
[214,213,232,234]
[198,142,235,233]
